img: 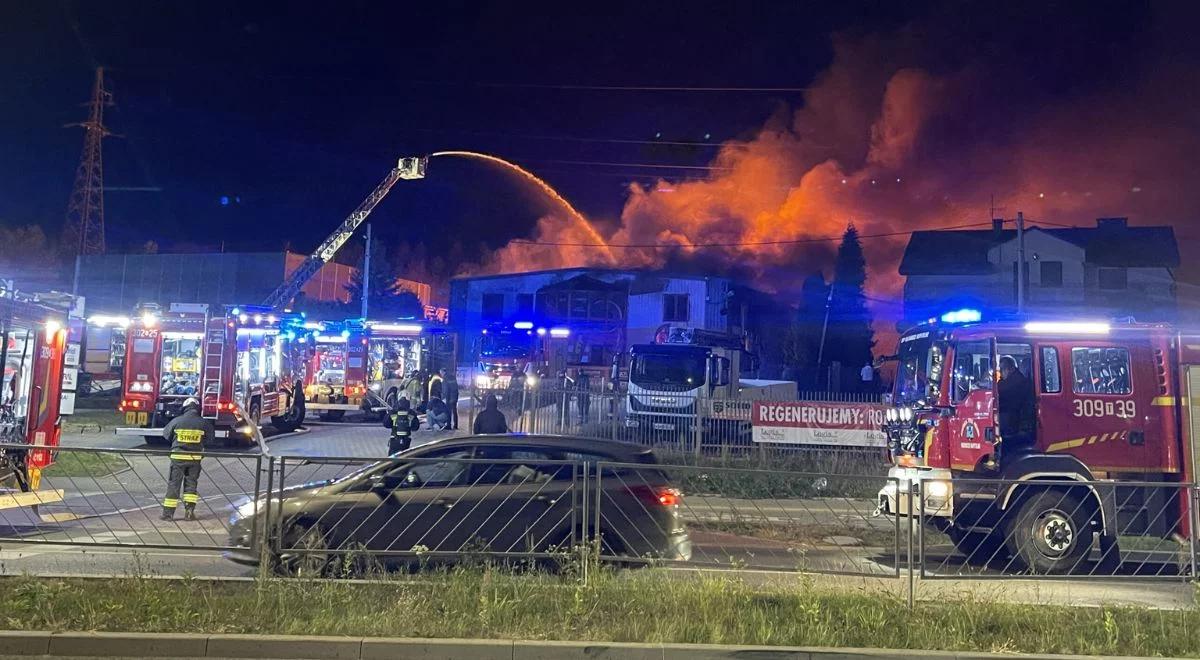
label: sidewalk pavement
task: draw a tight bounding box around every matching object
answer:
[0,631,1185,659]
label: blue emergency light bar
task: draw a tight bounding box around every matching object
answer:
[939,308,982,324]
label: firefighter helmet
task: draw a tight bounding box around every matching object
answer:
[181,397,200,411]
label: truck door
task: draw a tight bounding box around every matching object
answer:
[1036,341,1157,471]
[947,339,997,471]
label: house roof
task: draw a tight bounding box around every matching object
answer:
[900,224,1180,275]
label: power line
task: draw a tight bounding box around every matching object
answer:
[411,127,734,148]
[508,221,996,249]
[460,82,811,92]
[541,159,734,171]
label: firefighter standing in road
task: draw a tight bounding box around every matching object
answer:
[428,368,444,402]
[389,397,420,454]
[160,397,215,521]
[441,368,460,430]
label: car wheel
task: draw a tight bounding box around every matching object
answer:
[277,522,331,577]
[1006,490,1093,575]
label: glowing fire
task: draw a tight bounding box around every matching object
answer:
[479,26,1200,337]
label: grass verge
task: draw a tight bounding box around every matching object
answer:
[62,407,124,432]
[0,570,1195,656]
[41,451,129,478]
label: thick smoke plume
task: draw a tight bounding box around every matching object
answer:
[486,11,1200,334]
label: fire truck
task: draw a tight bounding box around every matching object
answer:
[0,285,81,504]
[116,304,308,445]
[623,327,793,434]
[304,319,456,420]
[470,322,571,401]
[877,311,1199,573]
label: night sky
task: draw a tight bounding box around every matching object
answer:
[4,1,1199,291]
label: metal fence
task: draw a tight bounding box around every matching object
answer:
[0,443,1195,598]
[467,385,888,473]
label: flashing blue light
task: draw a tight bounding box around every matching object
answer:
[220,196,230,206]
[940,308,982,324]
[513,321,534,330]
[340,329,351,339]
[231,307,241,316]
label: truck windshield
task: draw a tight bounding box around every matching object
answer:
[894,334,935,406]
[630,351,706,389]
[481,334,529,358]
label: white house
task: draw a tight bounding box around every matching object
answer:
[901,218,1178,324]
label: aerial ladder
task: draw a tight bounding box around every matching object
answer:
[262,156,427,310]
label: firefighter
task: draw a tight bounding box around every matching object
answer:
[440,368,460,430]
[389,397,420,455]
[160,397,214,521]
[997,355,1037,460]
[428,368,444,402]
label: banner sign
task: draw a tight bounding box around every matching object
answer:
[752,401,887,447]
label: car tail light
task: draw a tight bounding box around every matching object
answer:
[627,484,682,507]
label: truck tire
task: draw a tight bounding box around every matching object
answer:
[144,434,169,447]
[1005,489,1093,574]
[947,527,1008,564]
[319,410,345,422]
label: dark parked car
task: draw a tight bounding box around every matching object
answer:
[225,435,691,575]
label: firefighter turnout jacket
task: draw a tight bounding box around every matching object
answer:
[163,407,216,461]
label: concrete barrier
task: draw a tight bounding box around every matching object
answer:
[0,632,1179,659]
[361,637,512,660]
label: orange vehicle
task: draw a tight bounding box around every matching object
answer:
[877,311,1199,573]
[0,285,81,499]
[117,304,308,445]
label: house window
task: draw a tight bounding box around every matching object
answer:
[1098,267,1127,290]
[1040,261,1063,287]
[516,293,534,316]
[663,294,690,323]
[481,293,504,321]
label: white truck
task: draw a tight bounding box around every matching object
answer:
[623,328,794,438]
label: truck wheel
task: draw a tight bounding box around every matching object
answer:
[1006,490,1093,574]
[947,527,1008,564]
[319,410,345,422]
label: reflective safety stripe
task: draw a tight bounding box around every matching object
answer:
[162,498,179,507]
[175,429,205,443]
[182,493,199,503]
[170,453,203,461]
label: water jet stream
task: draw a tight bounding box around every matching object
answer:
[430,150,616,265]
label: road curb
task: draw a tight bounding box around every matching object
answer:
[0,632,1184,659]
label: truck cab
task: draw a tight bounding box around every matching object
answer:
[877,313,1196,573]
[624,328,792,433]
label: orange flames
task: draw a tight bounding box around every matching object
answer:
[482,26,1200,333]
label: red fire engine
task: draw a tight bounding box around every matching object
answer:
[0,285,81,503]
[470,322,571,401]
[878,313,1199,573]
[303,320,456,420]
[117,304,307,444]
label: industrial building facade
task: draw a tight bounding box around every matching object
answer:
[449,267,737,371]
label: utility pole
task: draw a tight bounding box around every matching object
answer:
[1016,211,1026,314]
[64,68,114,261]
[815,280,834,389]
[360,222,372,319]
